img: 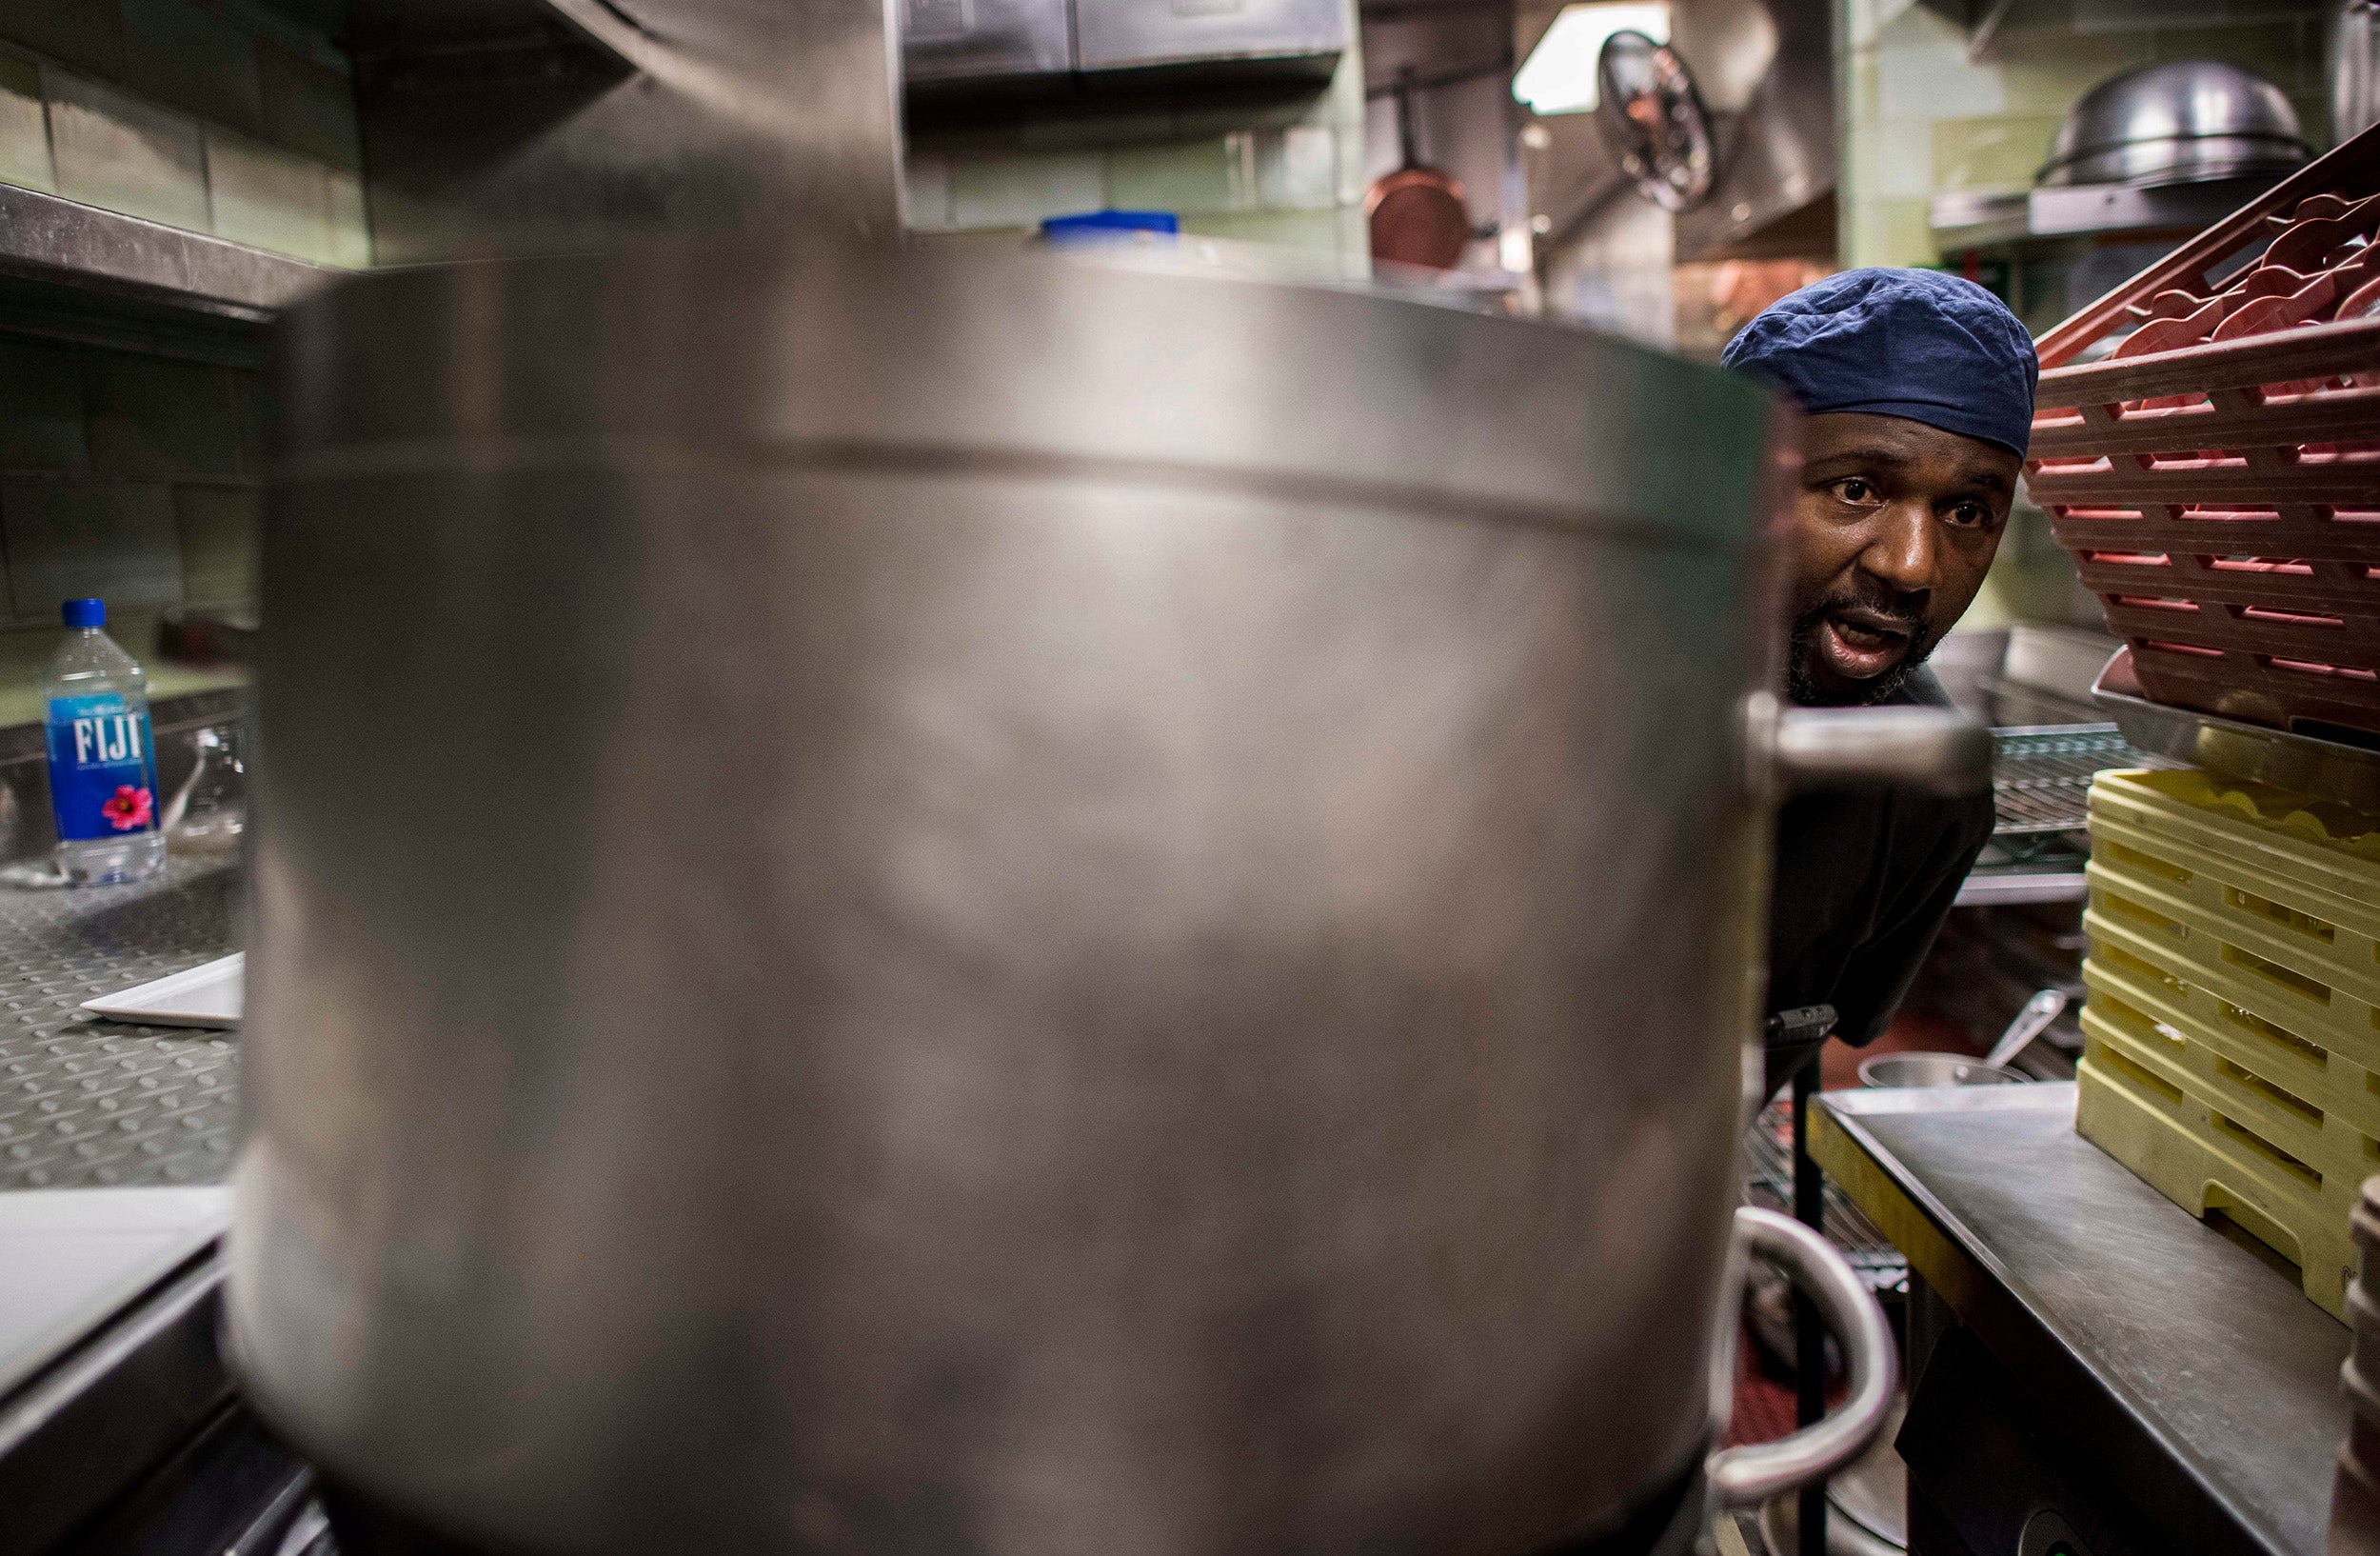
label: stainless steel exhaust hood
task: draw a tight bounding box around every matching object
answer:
[355,0,907,261]
[1668,0,1835,262]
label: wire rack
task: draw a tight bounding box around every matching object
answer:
[1745,1098,1906,1293]
[1992,724,2152,838]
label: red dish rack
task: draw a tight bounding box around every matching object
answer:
[2032,123,2380,741]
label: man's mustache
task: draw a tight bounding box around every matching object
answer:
[1799,588,1929,638]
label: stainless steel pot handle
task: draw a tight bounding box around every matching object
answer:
[1705,1207,1899,1509]
[1746,691,1995,798]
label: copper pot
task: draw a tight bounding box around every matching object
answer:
[1366,68,1472,270]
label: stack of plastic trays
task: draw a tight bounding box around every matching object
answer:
[2335,1179,2380,1554]
[2030,121,2380,741]
[2077,767,2380,1319]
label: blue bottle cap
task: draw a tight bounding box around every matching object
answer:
[61,598,103,628]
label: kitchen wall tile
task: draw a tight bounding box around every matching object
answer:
[910,228,1045,263]
[2291,90,2330,148]
[172,485,258,606]
[1258,125,1337,210]
[0,1,124,81]
[1845,197,1891,269]
[45,67,209,232]
[206,127,334,261]
[1105,138,1252,215]
[1334,201,1370,279]
[85,354,241,483]
[356,177,474,268]
[1334,121,1365,206]
[255,37,358,170]
[1173,43,1360,140]
[0,610,239,725]
[326,167,368,267]
[2147,22,2319,89]
[1964,506,2079,629]
[1182,207,1343,252]
[1932,114,2060,192]
[1,480,183,617]
[1842,0,1926,53]
[0,48,50,193]
[0,330,262,710]
[1844,50,1881,123]
[1874,33,2007,121]
[1316,27,1365,128]
[0,622,54,682]
[1176,90,1322,141]
[227,369,260,480]
[1170,100,1273,141]
[121,0,264,134]
[918,120,1029,159]
[903,154,953,229]
[1015,112,1173,154]
[0,342,90,475]
[947,151,1103,229]
[1997,45,2157,117]
[0,625,73,722]
[1854,114,1934,199]
[1849,195,1938,268]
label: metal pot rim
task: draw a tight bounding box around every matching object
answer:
[2036,132,2310,189]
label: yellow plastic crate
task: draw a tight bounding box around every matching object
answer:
[2077,1047,2358,1317]
[2078,767,2380,1320]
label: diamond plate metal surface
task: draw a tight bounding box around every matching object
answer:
[0,860,241,1190]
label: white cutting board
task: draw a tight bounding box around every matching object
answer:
[80,952,243,1028]
[0,1187,230,1400]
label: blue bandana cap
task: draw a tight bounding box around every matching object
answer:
[1720,269,2040,459]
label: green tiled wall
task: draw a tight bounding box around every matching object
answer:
[1839,0,2331,270]
[906,7,1371,279]
[0,337,254,724]
[0,0,366,268]
[0,0,345,721]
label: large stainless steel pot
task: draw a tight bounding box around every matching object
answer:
[2037,61,2309,189]
[231,238,1930,1556]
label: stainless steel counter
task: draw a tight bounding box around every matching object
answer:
[1812,1084,2348,1556]
[0,856,283,1554]
[0,858,241,1192]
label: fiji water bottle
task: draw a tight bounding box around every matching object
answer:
[43,599,165,884]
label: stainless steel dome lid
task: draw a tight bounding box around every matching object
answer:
[2037,60,2311,189]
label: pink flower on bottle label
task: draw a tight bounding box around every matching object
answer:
[101,785,152,832]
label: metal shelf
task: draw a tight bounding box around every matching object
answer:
[1954,868,2089,908]
[1951,722,2159,908]
[1931,175,2280,251]
[2093,648,2380,812]
[1991,723,2146,837]
[0,183,334,329]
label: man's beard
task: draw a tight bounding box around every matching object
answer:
[1786,600,1940,707]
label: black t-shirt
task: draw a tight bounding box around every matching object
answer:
[1762,672,1995,1097]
